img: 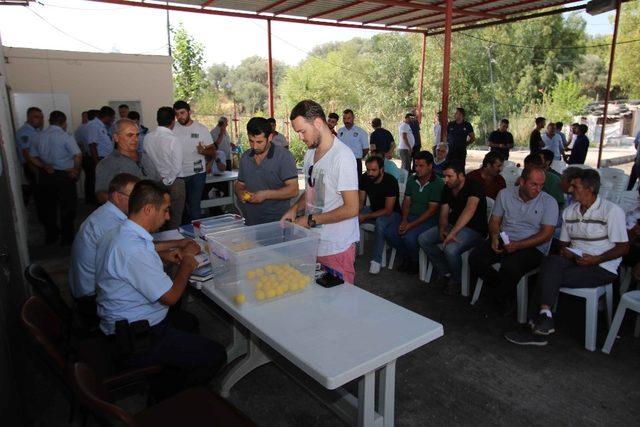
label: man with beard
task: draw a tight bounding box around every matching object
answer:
[236,117,298,226]
[338,109,369,176]
[173,100,214,222]
[358,156,401,274]
[327,112,339,136]
[282,100,360,284]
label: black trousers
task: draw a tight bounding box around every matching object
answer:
[535,255,618,307]
[468,239,544,302]
[39,169,77,243]
[127,317,226,400]
[82,155,97,204]
[356,158,363,177]
[627,163,639,191]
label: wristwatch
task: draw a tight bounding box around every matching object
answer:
[307,214,317,228]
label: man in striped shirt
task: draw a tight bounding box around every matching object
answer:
[506,169,629,346]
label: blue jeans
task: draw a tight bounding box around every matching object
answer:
[384,214,436,263]
[184,172,206,222]
[361,207,400,264]
[418,225,484,283]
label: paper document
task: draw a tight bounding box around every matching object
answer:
[567,247,584,257]
[500,231,510,245]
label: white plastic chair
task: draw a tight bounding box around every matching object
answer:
[471,264,538,324]
[601,290,640,354]
[557,284,613,352]
[358,222,389,268]
[397,168,409,204]
[551,160,567,174]
[500,166,521,187]
[613,191,639,212]
[598,168,628,194]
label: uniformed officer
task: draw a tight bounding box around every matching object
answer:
[15,106,43,207]
[29,111,82,245]
[75,109,100,203]
[86,106,115,203]
[446,107,476,166]
[338,109,369,176]
[95,180,226,399]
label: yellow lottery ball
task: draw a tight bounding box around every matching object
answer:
[234,294,246,305]
[255,290,266,301]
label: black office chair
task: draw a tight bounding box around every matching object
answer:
[25,263,77,328]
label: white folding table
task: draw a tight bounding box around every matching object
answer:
[201,171,239,211]
[200,281,443,427]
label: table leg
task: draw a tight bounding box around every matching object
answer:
[219,333,271,398]
[378,360,396,427]
[229,179,240,213]
[225,320,248,364]
[357,371,375,427]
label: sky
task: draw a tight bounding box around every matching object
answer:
[0,0,616,67]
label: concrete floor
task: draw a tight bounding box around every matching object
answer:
[23,162,640,426]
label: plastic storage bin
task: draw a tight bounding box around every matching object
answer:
[192,214,245,240]
[205,221,320,308]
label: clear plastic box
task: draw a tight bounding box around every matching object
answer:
[192,214,245,240]
[205,221,320,308]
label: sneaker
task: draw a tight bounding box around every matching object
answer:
[369,261,381,274]
[532,313,555,335]
[443,281,461,296]
[505,329,548,346]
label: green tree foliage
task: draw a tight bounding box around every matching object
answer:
[613,1,640,97]
[171,23,206,103]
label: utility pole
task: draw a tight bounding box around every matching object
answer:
[166,5,171,56]
[488,44,497,130]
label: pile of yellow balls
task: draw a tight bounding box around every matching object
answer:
[233,263,309,305]
[229,240,255,252]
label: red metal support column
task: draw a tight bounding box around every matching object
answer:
[417,32,427,124]
[440,0,453,141]
[267,19,275,118]
[597,0,622,168]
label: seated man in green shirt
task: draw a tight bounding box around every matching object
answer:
[384,151,445,273]
[523,152,564,209]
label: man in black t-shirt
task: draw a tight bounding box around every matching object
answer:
[488,119,514,160]
[529,117,546,154]
[369,117,395,157]
[418,161,487,295]
[359,156,401,274]
[446,107,475,166]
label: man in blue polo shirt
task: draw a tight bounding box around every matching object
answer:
[96,180,226,399]
[338,109,369,176]
[15,106,43,208]
[446,107,475,166]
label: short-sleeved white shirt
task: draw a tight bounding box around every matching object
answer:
[173,120,213,177]
[304,138,360,256]
[398,122,415,150]
[337,125,369,159]
[542,132,563,160]
[560,197,628,274]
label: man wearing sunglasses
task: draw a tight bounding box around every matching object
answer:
[282,100,360,284]
[95,118,159,204]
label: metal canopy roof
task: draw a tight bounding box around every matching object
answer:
[89,0,583,34]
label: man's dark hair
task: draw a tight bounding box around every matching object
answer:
[129,180,170,214]
[524,153,544,166]
[27,106,42,115]
[561,166,582,183]
[328,112,339,121]
[482,151,503,168]
[500,118,509,125]
[99,106,115,119]
[118,104,129,110]
[535,117,546,126]
[413,150,434,165]
[445,160,465,175]
[572,122,579,128]
[127,111,141,121]
[365,155,384,169]
[266,117,276,124]
[157,106,176,127]
[290,100,326,122]
[456,107,465,116]
[246,117,271,139]
[521,165,546,182]
[579,124,588,135]
[556,121,563,128]
[173,100,190,111]
[579,169,601,195]
[405,113,413,119]
[540,149,554,163]
[87,109,100,121]
[343,109,354,116]
[108,173,140,195]
[49,110,66,126]
[371,118,382,128]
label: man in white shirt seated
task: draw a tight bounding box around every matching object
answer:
[506,169,629,346]
[144,107,185,230]
[95,180,226,399]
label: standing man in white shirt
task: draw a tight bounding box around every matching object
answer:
[398,113,415,172]
[282,100,360,283]
[210,116,233,170]
[144,106,185,230]
[173,100,214,222]
[267,117,289,149]
[338,109,369,176]
[541,122,563,161]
